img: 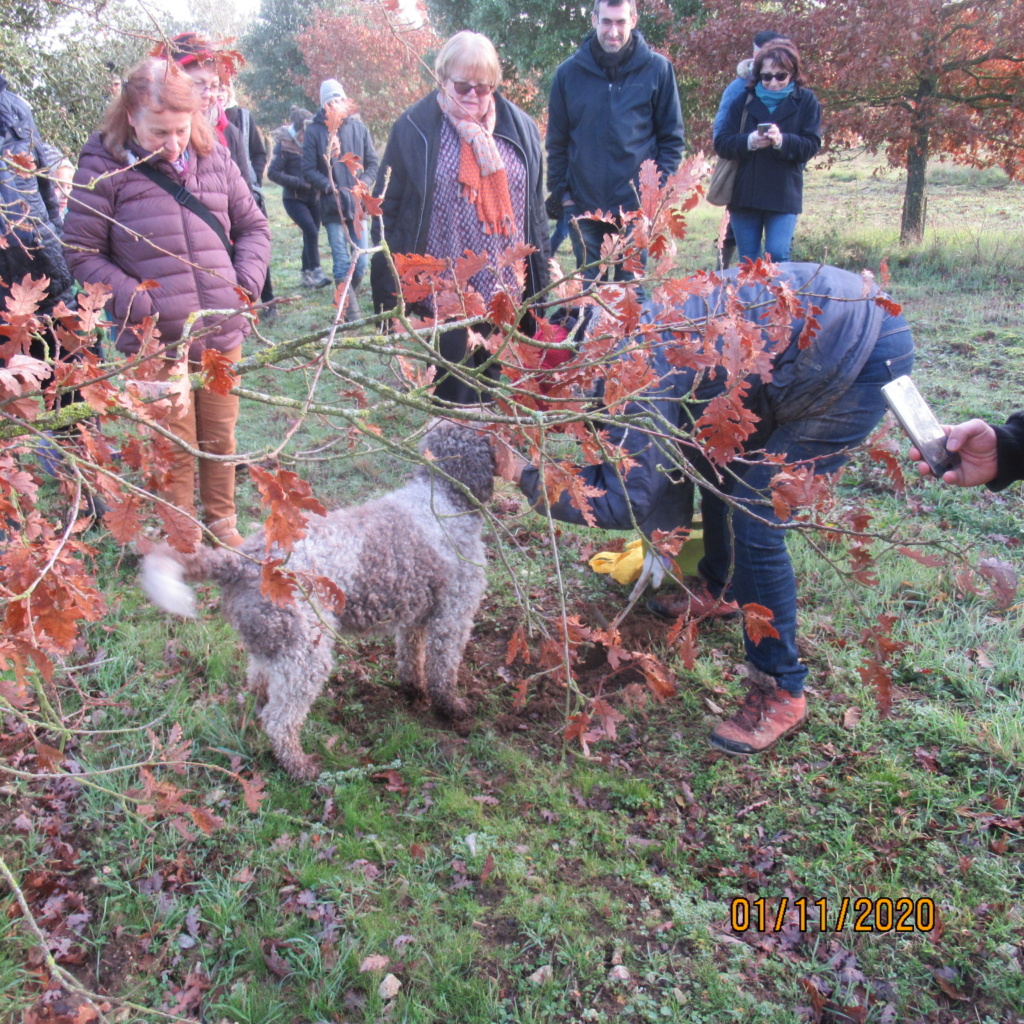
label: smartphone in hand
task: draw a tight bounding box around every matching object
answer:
[757,123,772,135]
[881,375,961,478]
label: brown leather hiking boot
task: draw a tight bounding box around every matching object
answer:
[710,665,807,755]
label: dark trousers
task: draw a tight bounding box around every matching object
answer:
[432,325,500,407]
[566,204,647,297]
[283,196,322,272]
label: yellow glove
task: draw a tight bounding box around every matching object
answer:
[589,538,646,585]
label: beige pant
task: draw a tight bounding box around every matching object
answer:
[156,346,240,536]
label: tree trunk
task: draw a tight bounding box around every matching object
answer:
[900,77,933,244]
[900,135,929,244]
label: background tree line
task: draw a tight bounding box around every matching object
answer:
[4,0,1024,242]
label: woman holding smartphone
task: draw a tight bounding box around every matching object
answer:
[713,39,820,264]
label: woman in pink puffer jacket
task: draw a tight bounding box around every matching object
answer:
[64,57,270,547]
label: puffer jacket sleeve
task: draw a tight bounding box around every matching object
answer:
[63,158,155,324]
[224,157,270,301]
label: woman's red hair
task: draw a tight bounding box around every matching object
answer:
[101,58,214,161]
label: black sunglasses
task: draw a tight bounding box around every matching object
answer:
[759,71,791,83]
[450,80,495,96]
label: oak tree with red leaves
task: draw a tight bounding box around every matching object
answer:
[296,0,440,138]
[668,0,1024,242]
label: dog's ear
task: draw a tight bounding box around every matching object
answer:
[460,434,496,504]
[420,424,496,506]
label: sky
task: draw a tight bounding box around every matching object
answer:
[151,0,260,18]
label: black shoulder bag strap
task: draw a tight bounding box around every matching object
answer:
[134,161,235,261]
[740,91,753,134]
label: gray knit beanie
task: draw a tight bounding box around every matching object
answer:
[320,79,346,106]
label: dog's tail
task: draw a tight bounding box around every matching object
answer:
[140,543,247,619]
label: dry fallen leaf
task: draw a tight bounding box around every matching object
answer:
[977,557,1018,609]
[528,965,553,986]
[842,706,861,730]
[608,965,632,984]
[360,954,389,973]
[931,966,968,1000]
[378,973,402,1000]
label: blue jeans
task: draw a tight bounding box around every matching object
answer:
[550,210,571,256]
[325,219,369,287]
[729,207,799,263]
[697,316,915,694]
[566,204,647,293]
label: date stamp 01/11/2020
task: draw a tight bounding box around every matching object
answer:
[730,897,937,934]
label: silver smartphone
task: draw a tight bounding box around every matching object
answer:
[881,375,960,478]
[757,122,772,134]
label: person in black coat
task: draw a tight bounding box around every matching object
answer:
[370,31,550,406]
[546,0,685,287]
[301,78,378,316]
[268,107,328,288]
[714,40,821,264]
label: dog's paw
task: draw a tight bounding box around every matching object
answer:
[283,753,322,781]
[431,694,471,721]
[397,678,428,702]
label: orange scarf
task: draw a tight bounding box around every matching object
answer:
[437,90,515,236]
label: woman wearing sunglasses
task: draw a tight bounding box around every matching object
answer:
[713,39,820,264]
[370,31,550,405]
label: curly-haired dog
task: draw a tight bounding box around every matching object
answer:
[141,421,495,780]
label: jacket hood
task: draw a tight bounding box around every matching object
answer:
[575,28,654,75]
[271,124,301,150]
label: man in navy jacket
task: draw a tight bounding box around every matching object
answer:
[500,264,915,756]
[547,0,685,286]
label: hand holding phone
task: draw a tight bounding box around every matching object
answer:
[881,375,961,479]
[757,123,773,135]
[912,419,1000,487]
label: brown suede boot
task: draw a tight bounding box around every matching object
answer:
[710,665,807,755]
[207,515,245,549]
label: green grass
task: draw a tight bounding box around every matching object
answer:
[2,159,1024,1024]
